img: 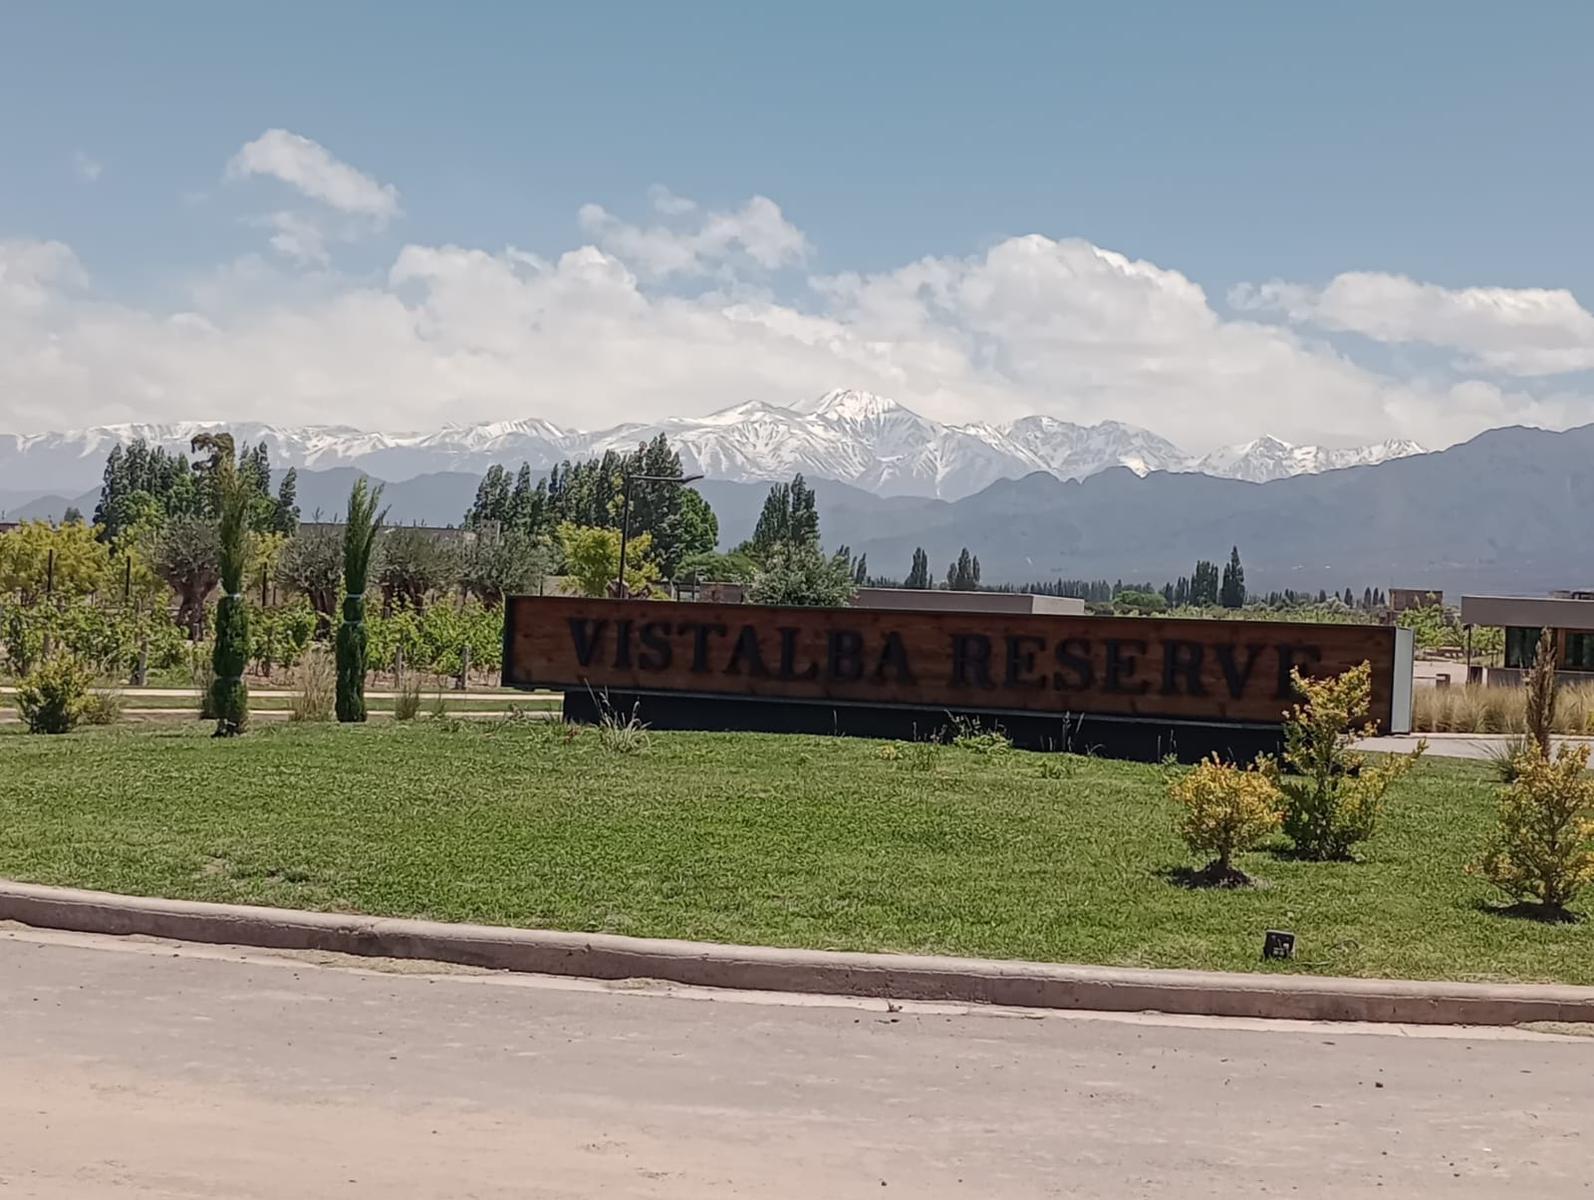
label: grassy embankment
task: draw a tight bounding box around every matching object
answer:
[0,721,1587,984]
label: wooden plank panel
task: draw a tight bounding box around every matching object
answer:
[504,597,1400,728]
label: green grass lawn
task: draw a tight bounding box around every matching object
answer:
[0,721,1588,985]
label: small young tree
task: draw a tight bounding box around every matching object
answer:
[1474,743,1594,916]
[1276,662,1424,860]
[1169,756,1283,886]
[193,433,251,736]
[336,479,386,723]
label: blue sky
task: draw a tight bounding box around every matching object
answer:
[2,1,1592,451]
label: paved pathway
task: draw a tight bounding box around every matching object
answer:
[0,925,1589,1197]
[1356,733,1594,760]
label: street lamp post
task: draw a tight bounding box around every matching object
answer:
[615,472,704,598]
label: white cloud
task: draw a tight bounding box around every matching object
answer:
[257,212,330,267]
[647,184,697,216]
[224,129,401,266]
[72,151,103,183]
[1231,272,1594,376]
[577,191,807,279]
[226,129,400,221]
[1,195,1590,452]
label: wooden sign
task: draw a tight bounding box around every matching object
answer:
[503,597,1410,730]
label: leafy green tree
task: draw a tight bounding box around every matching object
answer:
[464,465,514,530]
[273,468,301,534]
[192,434,252,735]
[1115,588,1167,613]
[749,542,856,607]
[904,547,931,589]
[1190,559,1220,607]
[743,474,819,562]
[377,527,461,613]
[1219,546,1246,609]
[466,435,716,578]
[558,523,658,598]
[151,517,221,639]
[946,548,981,591]
[463,528,551,606]
[677,550,758,586]
[0,520,114,602]
[336,479,386,723]
[275,524,343,637]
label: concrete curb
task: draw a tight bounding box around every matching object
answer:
[3,880,1592,1026]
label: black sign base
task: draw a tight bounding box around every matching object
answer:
[562,691,1283,764]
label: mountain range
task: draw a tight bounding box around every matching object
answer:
[3,419,1588,598]
[0,389,1424,503]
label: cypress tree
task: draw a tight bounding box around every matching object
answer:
[1219,546,1246,609]
[336,478,387,723]
[193,433,251,737]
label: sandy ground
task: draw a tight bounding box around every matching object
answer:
[0,925,1590,1198]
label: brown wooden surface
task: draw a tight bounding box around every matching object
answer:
[504,597,1399,727]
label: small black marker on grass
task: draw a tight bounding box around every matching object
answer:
[1262,930,1296,961]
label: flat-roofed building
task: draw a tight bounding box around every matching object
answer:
[1460,593,1594,682]
[679,582,1087,615]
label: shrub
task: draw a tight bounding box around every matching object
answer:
[80,689,123,726]
[1168,755,1282,886]
[1277,662,1424,860]
[15,655,94,734]
[1474,743,1594,916]
[288,648,336,723]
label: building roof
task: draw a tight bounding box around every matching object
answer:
[1460,594,1594,632]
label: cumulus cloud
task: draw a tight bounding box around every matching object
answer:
[1,193,1590,451]
[226,129,400,221]
[577,192,807,279]
[1232,272,1594,376]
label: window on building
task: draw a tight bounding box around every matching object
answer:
[1504,626,1543,669]
[1565,631,1594,671]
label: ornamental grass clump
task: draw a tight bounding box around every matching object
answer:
[1278,662,1424,861]
[336,478,386,724]
[1474,743,1594,919]
[1168,755,1282,887]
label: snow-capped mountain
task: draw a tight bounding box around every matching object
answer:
[0,389,1428,501]
[1188,436,1429,484]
